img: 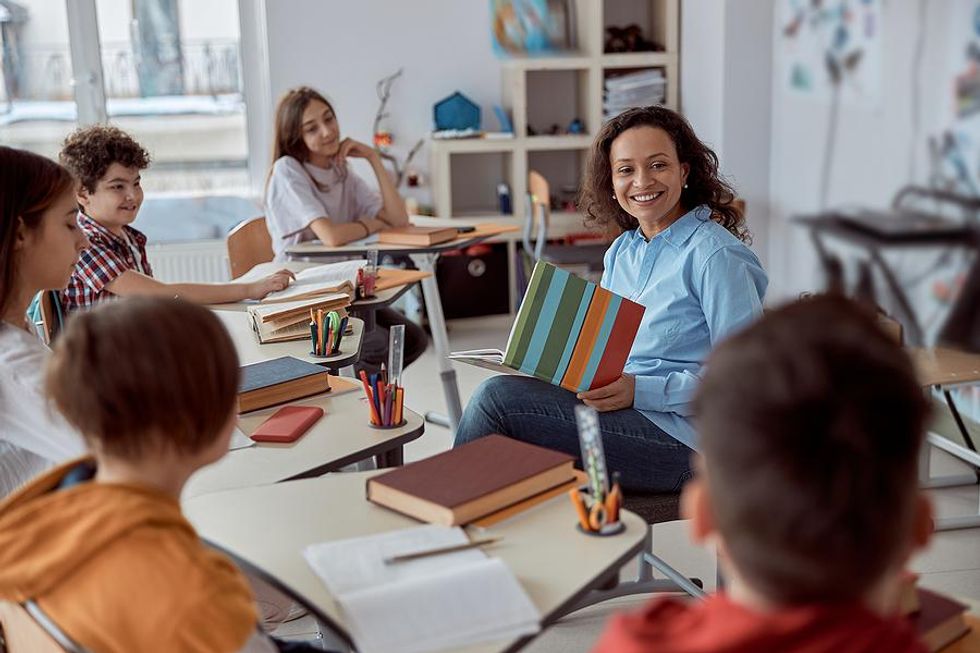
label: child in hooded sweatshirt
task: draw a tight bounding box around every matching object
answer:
[592,295,935,653]
[0,297,320,653]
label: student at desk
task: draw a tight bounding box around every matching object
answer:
[0,298,323,653]
[58,125,294,313]
[265,86,426,374]
[455,106,767,492]
[0,147,86,498]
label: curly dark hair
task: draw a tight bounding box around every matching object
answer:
[579,106,749,242]
[60,125,151,193]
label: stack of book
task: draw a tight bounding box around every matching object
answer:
[238,356,331,413]
[378,225,458,246]
[367,434,577,526]
[603,69,666,119]
[450,261,645,393]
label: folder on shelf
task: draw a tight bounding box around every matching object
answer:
[450,261,645,392]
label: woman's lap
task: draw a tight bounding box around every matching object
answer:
[455,376,693,493]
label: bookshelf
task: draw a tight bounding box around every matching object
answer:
[429,0,680,225]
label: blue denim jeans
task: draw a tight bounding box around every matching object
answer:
[454,376,693,493]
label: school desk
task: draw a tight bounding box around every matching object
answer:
[183,470,646,652]
[909,346,980,531]
[183,389,424,499]
[286,222,520,433]
[213,309,363,370]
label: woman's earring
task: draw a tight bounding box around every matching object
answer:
[683,183,689,189]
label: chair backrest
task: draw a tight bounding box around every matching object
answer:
[522,171,551,261]
[0,601,68,653]
[226,217,273,279]
[37,291,64,346]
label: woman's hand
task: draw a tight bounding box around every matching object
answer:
[338,138,379,163]
[577,374,635,412]
[246,269,295,300]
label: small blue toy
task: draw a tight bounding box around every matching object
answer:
[434,92,481,131]
[568,118,584,134]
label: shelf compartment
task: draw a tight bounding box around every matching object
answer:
[449,151,515,217]
[602,0,679,55]
[528,149,586,212]
[526,68,593,138]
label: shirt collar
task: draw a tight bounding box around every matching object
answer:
[629,204,711,248]
[77,211,146,247]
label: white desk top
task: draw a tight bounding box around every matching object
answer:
[213,309,363,368]
[183,471,646,652]
[184,388,424,499]
[286,222,519,258]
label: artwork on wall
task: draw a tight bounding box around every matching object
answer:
[779,0,882,105]
[490,0,573,56]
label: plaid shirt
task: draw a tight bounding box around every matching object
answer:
[63,212,153,312]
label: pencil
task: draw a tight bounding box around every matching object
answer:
[383,537,502,564]
[359,370,380,425]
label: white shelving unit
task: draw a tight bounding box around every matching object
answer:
[429,0,680,226]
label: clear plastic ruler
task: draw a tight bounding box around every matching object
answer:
[388,324,405,386]
[574,404,609,502]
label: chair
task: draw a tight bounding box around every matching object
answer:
[226,216,274,279]
[0,600,86,653]
[518,171,608,297]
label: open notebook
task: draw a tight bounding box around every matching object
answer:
[303,525,539,653]
[450,261,645,393]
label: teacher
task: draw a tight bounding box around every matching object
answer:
[453,106,768,492]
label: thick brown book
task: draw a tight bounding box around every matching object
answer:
[377,226,458,246]
[366,435,576,526]
[908,588,970,651]
[238,356,330,413]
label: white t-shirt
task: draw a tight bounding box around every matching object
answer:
[265,156,384,261]
[0,322,85,497]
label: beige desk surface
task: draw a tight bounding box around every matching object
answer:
[213,309,363,368]
[183,471,646,653]
[909,347,980,388]
[183,390,424,499]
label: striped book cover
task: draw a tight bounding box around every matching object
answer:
[502,261,645,393]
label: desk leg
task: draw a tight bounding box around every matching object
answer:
[375,446,404,468]
[410,252,463,433]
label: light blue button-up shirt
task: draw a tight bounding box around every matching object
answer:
[600,205,768,449]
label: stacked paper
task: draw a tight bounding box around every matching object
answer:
[603,69,666,119]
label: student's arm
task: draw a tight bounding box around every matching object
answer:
[339,138,410,228]
[307,216,381,247]
[106,269,295,304]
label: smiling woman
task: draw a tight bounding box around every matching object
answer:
[454,106,768,493]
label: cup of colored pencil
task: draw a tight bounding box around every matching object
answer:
[310,309,347,357]
[569,471,624,536]
[359,365,405,428]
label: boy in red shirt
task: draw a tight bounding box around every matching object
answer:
[593,295,934,653]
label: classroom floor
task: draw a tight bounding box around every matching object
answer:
[276,314,980,651]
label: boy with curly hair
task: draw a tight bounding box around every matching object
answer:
[59,125,293,311]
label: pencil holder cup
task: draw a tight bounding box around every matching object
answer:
[569,484,625,537]
[368,419,407,430]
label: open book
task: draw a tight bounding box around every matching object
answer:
[451,261,645,393]
[303,525,539,653]
[238,260,364,304]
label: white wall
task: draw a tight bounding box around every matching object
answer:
[261,0,503,204]
[766,1,953,300]
[680,0,774,268]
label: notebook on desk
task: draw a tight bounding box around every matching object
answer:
[303,525,539,653]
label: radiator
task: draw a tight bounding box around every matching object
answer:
[144,240,231,283]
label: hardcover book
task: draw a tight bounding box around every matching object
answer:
[450,261,645,392]
[366,434,576,526]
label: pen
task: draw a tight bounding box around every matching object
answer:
[383,537,502,564]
